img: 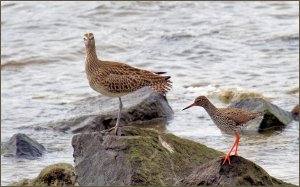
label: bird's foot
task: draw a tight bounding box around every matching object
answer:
[101,126,119,135]
[101,127,115,133]
[222,154,231,165]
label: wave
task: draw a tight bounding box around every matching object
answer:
[1,59,52,70]
[1,2,16,8]
[161,33,196,41]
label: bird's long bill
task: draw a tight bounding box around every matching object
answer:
[182,103,196,110]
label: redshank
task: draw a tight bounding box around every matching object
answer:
[83,33,172,135]
[183,96,263,165]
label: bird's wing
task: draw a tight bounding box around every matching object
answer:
[101,61,155,75]
[100,61,172,94]
[101,73,148,93]
[219,108,262,126]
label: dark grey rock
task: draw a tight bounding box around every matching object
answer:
[22,87,173,133]
[71,127,222,186]
[229,98,294,131]
[179,156,293,186]
[1,133,46,159]
[291,104,299,120]
[72,133,131,186]
[72,127,292,186]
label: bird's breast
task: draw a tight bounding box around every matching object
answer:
[211,114,238,133]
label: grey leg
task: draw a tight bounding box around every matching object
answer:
[114,97,123,135]
[100,97,123,135]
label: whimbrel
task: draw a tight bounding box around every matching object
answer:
[83,33,172,135]
[183,96,263,165]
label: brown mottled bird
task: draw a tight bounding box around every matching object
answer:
[183,96,263,165]
[83,33,172,135]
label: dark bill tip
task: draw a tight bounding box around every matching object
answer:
[182,103,196,111]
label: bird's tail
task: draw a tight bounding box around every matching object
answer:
[251,112,264,120]
[149,75,172,95]
[254,112,264,117]
[154,71,167,75]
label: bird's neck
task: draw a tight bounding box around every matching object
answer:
[203,100,218,117]
[85,45,99,65]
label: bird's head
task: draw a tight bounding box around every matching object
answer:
[83,32,95,47]
[182,96,209,110]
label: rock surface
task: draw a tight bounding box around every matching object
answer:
[179,156,293,186]
[1,133,46,159]
[72,127,222,186]
[286,87,299,95]
[208,89,271,104]
[229,98,294,131]
[291,104,299,120]
[23,87,173,133]
[9,163,77,186]
[72,127,292,186]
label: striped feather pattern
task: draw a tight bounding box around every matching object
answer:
[84,33,172,97]
[193,96,263,133]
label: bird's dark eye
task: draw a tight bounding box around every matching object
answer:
[90,37,94,40]
[83,37,87,40]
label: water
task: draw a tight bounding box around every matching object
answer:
[1,1,299,185]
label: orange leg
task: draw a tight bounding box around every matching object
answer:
[222,131,240,165]
[234,131,240,156]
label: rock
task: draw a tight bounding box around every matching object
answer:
[208,89,271,104]
[1,133,46,159]
[72,126,222,186]
[286,87,299,95]
[228,98,294,131]
[23,87,173,133]
[9,163,77,186]
[72,127,293,186]
[291,104,299,120]
[179,156,294,186]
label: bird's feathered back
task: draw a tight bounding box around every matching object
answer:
[218,108,263,126]
[84,33,172,96]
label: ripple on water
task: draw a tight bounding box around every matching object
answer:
[1,59,53,69]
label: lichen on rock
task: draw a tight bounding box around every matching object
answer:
[208,89,271,104]
[9,163,77,186]
[72,126,295,186]
[179,156,295,186]
[72,126,222,186]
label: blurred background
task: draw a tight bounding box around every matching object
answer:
[1,1,299,185]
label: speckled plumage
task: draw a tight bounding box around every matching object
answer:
[83,32,172,135]
[84,33,172,97]
[187,96,262,133]
[183,96,263,165]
